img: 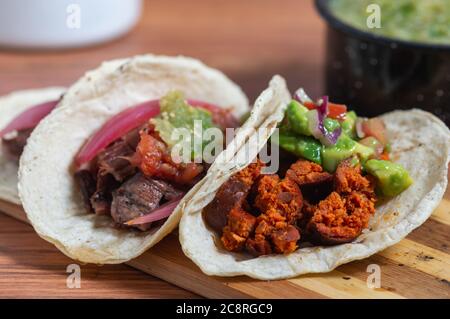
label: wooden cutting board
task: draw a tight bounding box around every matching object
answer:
[1,192,449,299]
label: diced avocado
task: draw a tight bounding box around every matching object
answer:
[321,134,374,172]
[277,131,322,164]
[359,136,382,151]
[365,159,413,197]
[341,111,357,139]
[285,100,311,136]
[324,117,341,133]
[354,141,375,162]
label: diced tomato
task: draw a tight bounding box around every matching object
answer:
[379,152,390,161]
[361,118,387,145]
[303,101,347,120]
[303,101,317,110]
[137,131,165,176]
[327,103,347,120]
[137,129,204,185]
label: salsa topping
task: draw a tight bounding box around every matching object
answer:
[75,91,237,231]
[278,89,409,197]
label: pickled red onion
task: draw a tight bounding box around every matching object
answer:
[0,100,59,138]
[75,100,160,167]
[124,197,183,226]
[74,98,227,168]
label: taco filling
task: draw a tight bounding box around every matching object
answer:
[74,91,238,232]
[0,99,60,160]
[203,89,413,256]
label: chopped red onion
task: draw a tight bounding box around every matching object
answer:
[355,117,367,139]
[306,96,341,146]
[293,88,313,104]
[307,109,322,139]
[317,96,329,117]
[321,126,342,146]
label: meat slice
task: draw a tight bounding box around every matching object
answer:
[110,173,183,231]
[245,237,272,256]
[90,173,118,216]
[286,159,333,203]
[221,207,256,252]
[74,169,96,212]
[245,175,303,255]
[271,225,300,254]
[203,160,264,232]
[254,175,303,223]
[306,160,376,245]
[286,160,332,186]
[334,158,373,195]
[1,128,33,159]
[97,139,136,182]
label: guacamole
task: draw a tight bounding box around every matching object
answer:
[277,96,413,197]
[330,0,450,45]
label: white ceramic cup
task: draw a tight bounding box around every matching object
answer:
[0,0,142,49]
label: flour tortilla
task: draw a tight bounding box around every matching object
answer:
[0,87,66,204]
[18,54,249,264]
[179,76,450,280]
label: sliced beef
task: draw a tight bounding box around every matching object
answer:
[203,160,264,232]
[90,173,118,215]
[1,128,33,159]
[122,127,141,150]
[97,139,136,182]
[74,169,96,212]
[110,173,183,231]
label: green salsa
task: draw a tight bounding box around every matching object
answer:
[330,0,450,45]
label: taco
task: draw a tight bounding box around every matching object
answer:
[0,87,66,204]
[179,75,450,280]
[18,54,249,264]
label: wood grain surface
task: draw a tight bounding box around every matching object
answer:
[1,0,449,299]
[1,186,449,298]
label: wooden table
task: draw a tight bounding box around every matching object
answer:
[0,0,324,299]
[2,0,448,299]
